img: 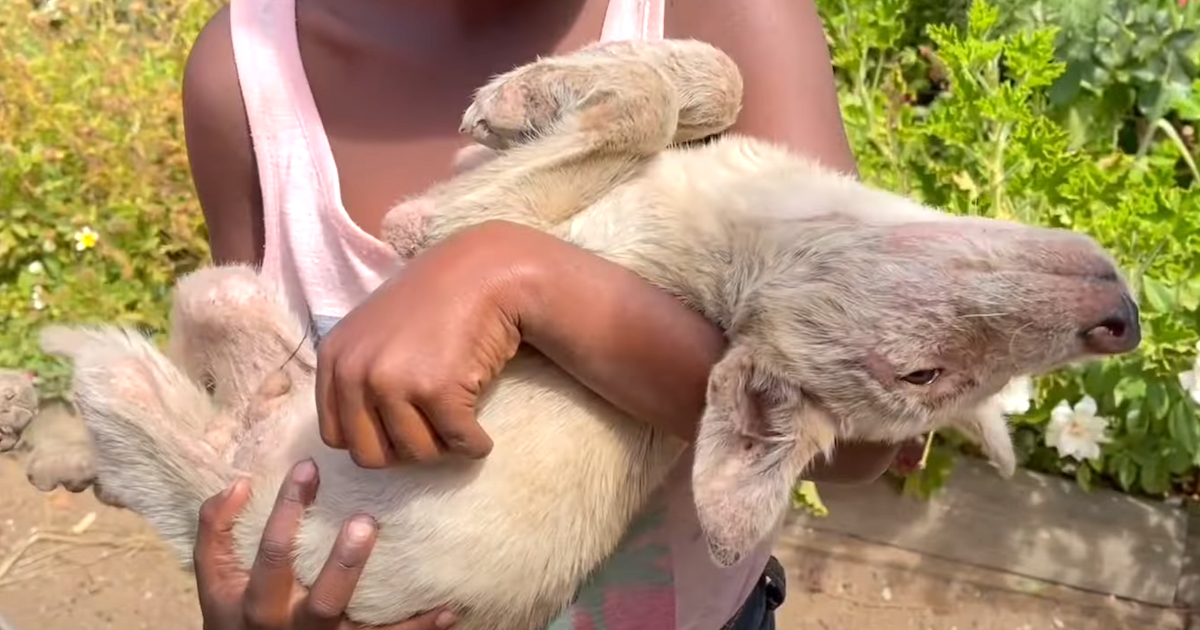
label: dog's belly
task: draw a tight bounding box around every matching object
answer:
[281,350,687,628]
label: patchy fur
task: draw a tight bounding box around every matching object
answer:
[18,39,1139,630]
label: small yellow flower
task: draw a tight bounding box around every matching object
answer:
[73,226,99,251]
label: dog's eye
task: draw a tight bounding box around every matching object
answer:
[900,369,942,386]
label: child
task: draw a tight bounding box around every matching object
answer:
[181,0,905,628]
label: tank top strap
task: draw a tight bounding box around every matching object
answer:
[601,0,665,41]
[228,0,396,324]
[227,0,324,297]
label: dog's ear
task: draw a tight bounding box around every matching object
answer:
[692,344,837,567]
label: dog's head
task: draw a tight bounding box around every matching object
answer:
[692,213,1138,567]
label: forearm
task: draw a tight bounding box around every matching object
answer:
[502,222,890,484]
[514,225,723,442]
[462,1,895,485]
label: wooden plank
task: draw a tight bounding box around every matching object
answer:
[786,457,1187,606]
[1175,502,1200,609]
[772,526,1186,630]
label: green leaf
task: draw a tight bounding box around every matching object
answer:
[1172,401,1200,457]
[1142,277,1176,313]
[967,0,1001,40]
[791,480,830,517]
[1114,377,1147,408]
[1178,276,1200,312]
[1075,462,1094,491]
[1145,380,1171,424]
[1114,453,1139,492]
[1139,455,1170,496]
[1083,362,1124,405]
[1176,82,1200,121]
[1166,447,1194,475]
[1126,406,1149,437]
[900,445,956,500]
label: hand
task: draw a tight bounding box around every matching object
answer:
[316,221,537,467]
[193,459,458,630]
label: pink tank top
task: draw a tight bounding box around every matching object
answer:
[227,1,773,627]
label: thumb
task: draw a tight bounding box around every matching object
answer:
[193,477,253,597]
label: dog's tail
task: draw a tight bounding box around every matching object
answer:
[41,325,239,566]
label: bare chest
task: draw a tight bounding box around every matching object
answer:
[295,0,612,238]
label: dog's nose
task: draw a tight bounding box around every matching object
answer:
[1080,293,1141,355]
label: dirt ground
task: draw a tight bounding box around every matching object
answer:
[0,452,1187,630]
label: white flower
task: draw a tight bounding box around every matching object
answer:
[27,261,44,275]
[1178,341,1200,405]
[1045,396,1111,462]
[1180,363,1200,406]
[73,226,98,251]
[994,375,1034,416]
[31,285,46,311]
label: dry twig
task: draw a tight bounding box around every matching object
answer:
[0,512,153,589]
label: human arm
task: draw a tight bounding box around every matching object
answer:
[511,229,897,484]
[182,4,266,267]
[559,0,893,481]
[317,219,894,483]
[181,9,455,626]
[316,0,896,483]
[532,0,891,481]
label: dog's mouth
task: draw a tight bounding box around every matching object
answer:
[0,430,19,452]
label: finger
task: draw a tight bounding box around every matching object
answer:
[194,478,252,602]
[295,515,379,628]
[415,394,493,460]
[243,459,320,627]
[316,343,347,449]
[335,368,396,469]
[374,396,444,464]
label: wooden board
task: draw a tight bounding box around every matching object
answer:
[772,526,1186,630]
[1174,502,1200,608]
[786,457,1187,607]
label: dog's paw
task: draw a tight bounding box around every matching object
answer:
[26,439,97,493]
[0,370,38,452]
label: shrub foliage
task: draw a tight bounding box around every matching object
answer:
[0,0,215,394]
[816,0,1200,503]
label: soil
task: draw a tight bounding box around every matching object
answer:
[0,453,1186,630]
[0,454,201,630]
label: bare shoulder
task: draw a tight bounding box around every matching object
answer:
[182,3,265,265]
[183,5,238,108]
[664,0,859,175]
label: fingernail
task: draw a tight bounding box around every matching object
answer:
[292,458,317,483]
[223,478,246,498]
[434,610,458,628]
[346,515,376,542]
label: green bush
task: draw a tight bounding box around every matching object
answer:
[990,0,1200,156]
[0,0,217,395]
[811,0,1200,503]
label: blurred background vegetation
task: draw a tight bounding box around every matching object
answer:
[2,0,1199,503]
